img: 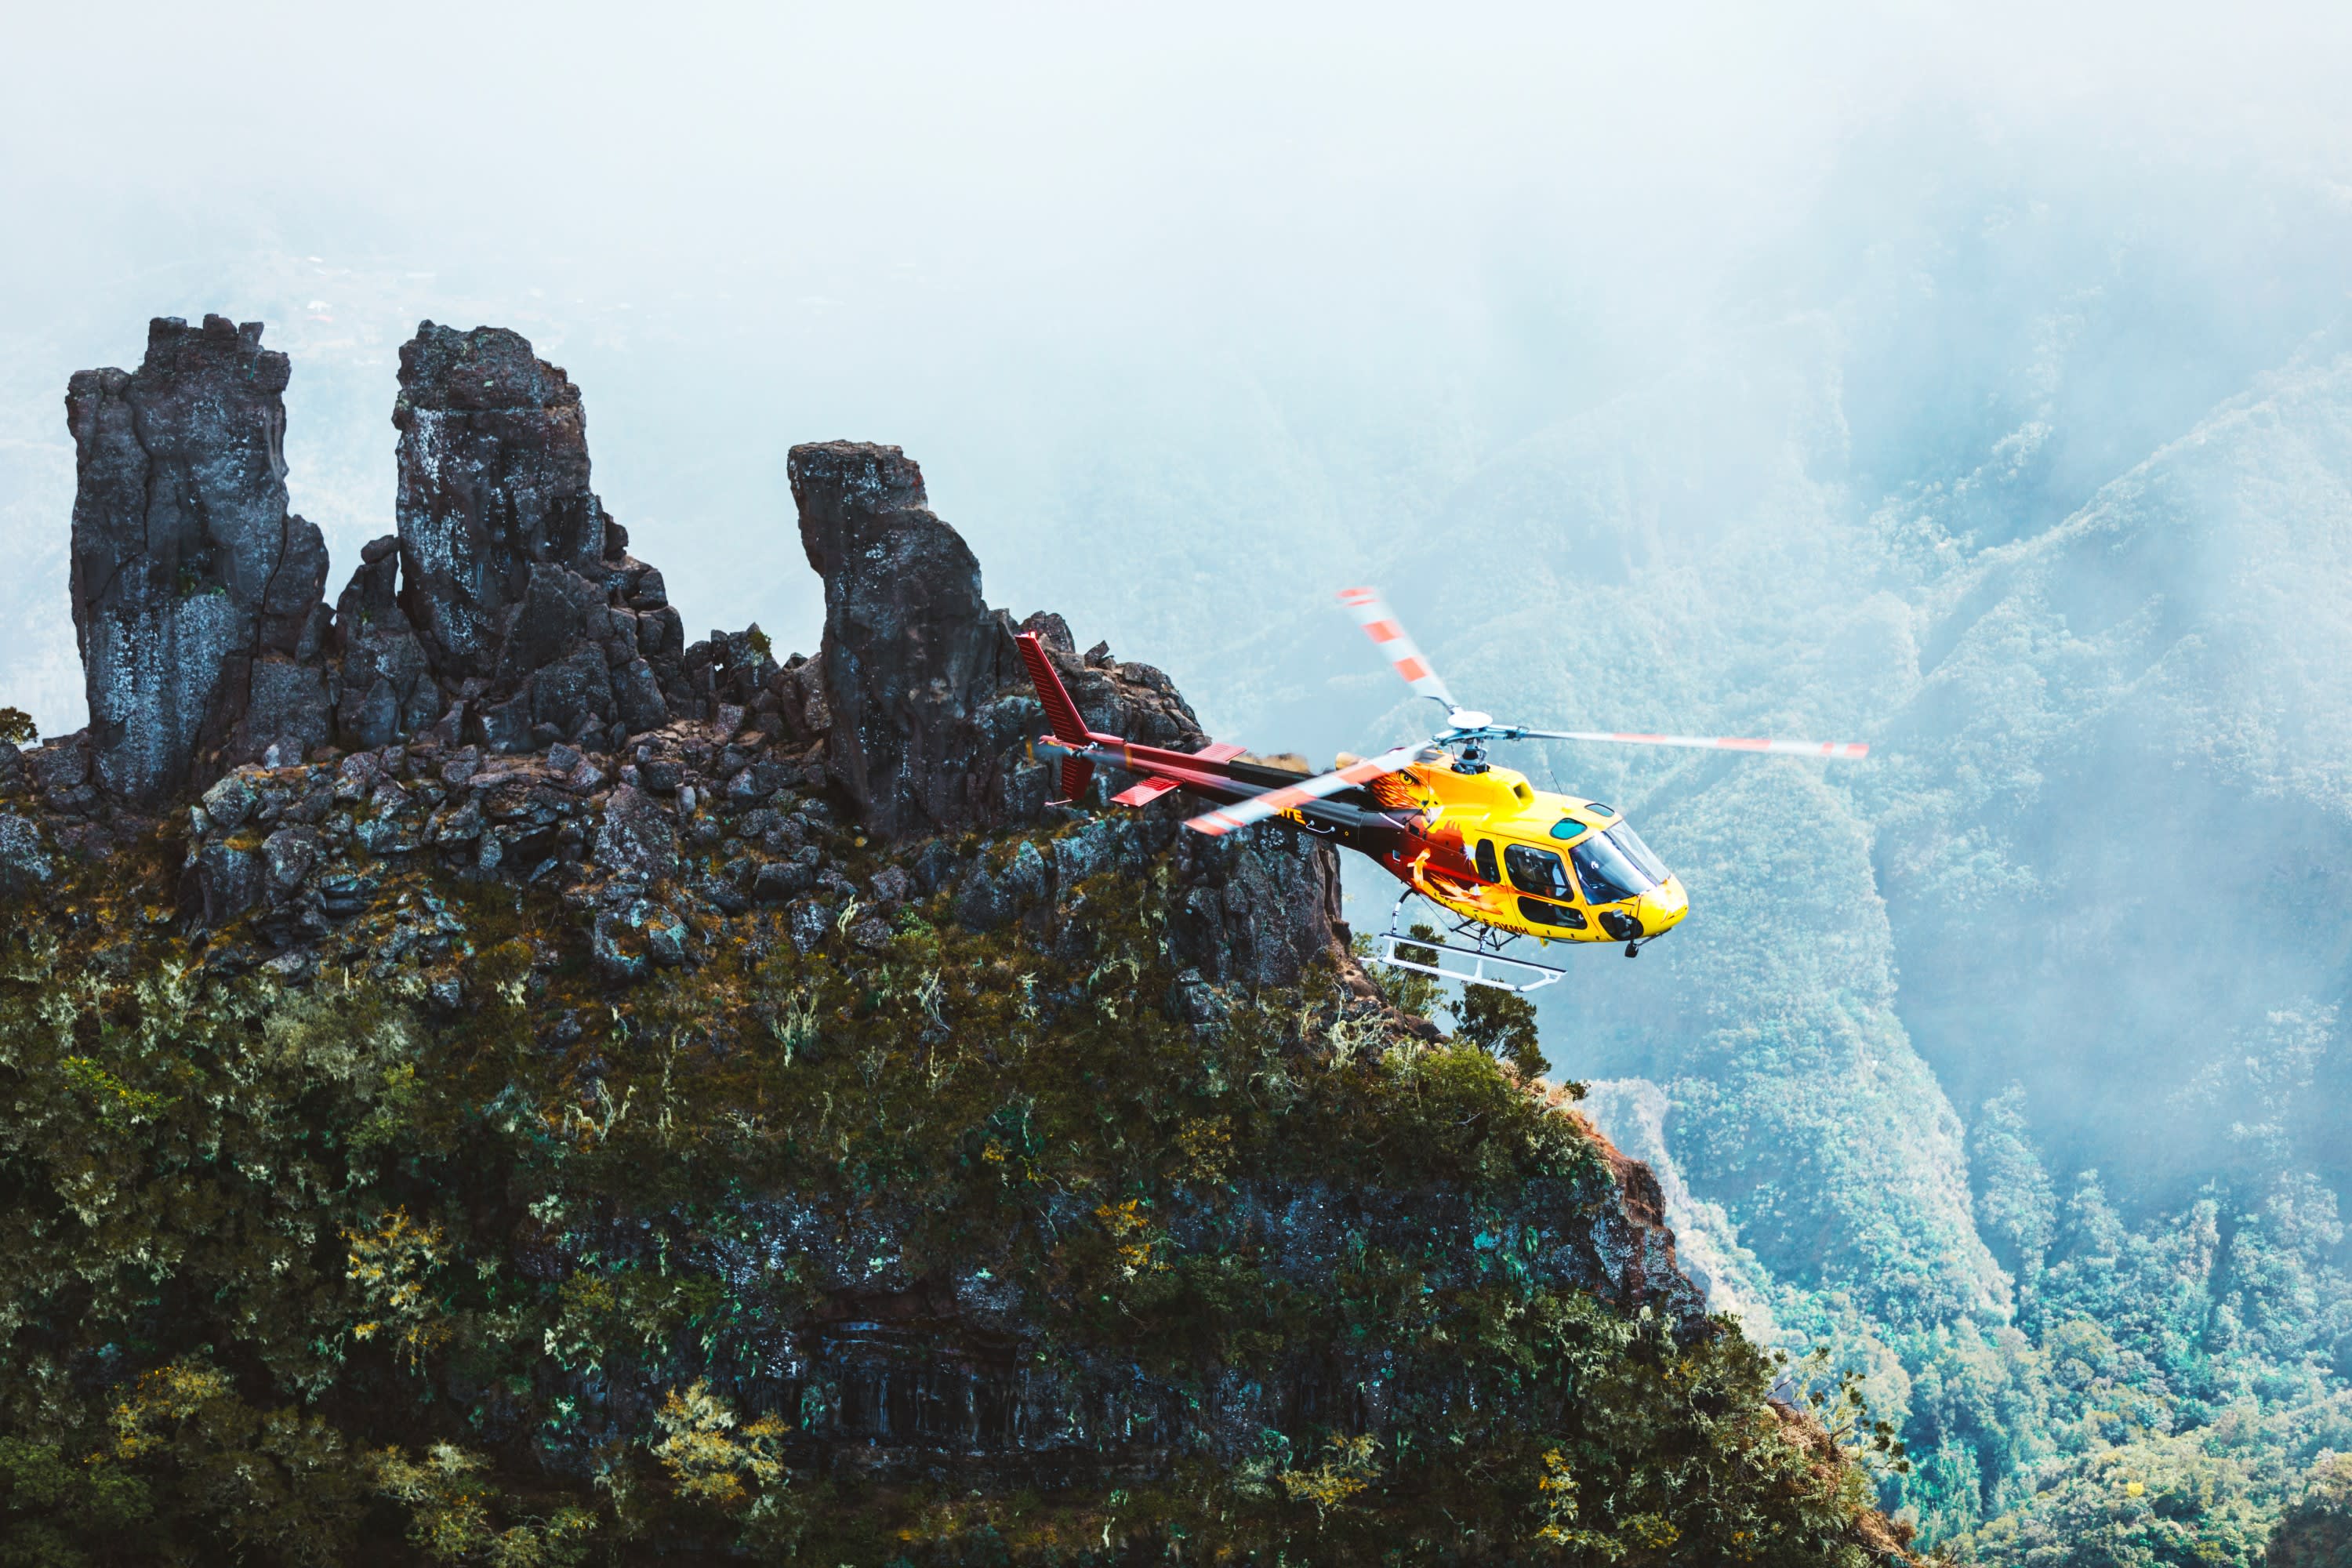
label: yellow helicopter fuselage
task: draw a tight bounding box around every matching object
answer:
[1356,757,1690,946]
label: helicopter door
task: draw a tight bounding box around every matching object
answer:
[1474,839,1501,884]
[1504,842,1587,930]
[1503,843,1578,903]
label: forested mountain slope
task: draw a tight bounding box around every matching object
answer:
[1364,218,2352,1555]
[0,319,1912,1565]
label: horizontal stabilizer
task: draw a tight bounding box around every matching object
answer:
[1112,776,1184,807]
[1193,741,1246,763]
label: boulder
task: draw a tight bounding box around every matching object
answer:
[329,535,441,750]
[28,736,95,815]
[0,814,51,893]
[66,316,332,804]
[194,840,263,927]
[591,784,679,885]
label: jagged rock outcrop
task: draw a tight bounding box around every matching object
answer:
[65,316,332,805]
[790,441,1022,839]
[391,323,698,753]
[0,812,49,894]
[53,317,735,813]
[788,441,1347,984]
[1016,627,1347,988]
[159,428,1342,999]
[41,317,1347,993]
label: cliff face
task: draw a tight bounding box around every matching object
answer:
[0,319,1908,1566]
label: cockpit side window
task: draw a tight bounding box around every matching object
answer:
[1504,843,1577,902]
[1474,839,1500,884]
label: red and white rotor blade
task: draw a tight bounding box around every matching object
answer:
[1185,743,1432,837]
[1338,587,1456,709]
[1517,728,1870,760]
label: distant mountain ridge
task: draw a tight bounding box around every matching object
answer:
[1402,303,2352,1555]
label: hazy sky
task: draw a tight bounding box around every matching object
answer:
[4,1,2350,739]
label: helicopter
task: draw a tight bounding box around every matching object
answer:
[1019,587,1868,992]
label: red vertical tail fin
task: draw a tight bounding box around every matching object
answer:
[1017,632,1090,745]
[1017,630,1096,803]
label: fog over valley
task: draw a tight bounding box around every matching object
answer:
[6,2,2352,1555]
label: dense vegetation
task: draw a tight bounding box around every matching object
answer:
[1382,264,2352,1558]
[0,817,1909,1565]
[1537,743,2352,1563]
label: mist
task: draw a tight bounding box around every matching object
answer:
[5,2,2343,734]
[9,2,2352,1549]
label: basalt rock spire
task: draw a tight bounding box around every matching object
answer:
[390,323,699,752]
[786,440,1211,840]
[52,324,1326,995]
[786,438,1345,989]
[66,315,333,804]
[789,441,1023,840]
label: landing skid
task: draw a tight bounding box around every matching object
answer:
[1363,891,1566,994]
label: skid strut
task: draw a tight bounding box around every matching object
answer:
[1369,930,1566,993]
[1361,889,1567,994]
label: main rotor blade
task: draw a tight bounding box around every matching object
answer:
[1186,742,1432,837]
[1338,586,1456,710]
[1504,728,1870,759]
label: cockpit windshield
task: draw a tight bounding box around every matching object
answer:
[1570,827,1657,904]
[1606,823,1668,885]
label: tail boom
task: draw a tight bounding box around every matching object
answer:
[1014,629,1406,827]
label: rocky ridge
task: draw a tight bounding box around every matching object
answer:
[13,318,1359,1015]
[0,317,1911,1565]
[48,317,757,830]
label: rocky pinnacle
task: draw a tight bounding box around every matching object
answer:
[392,323,697,753]
[66,316,332,804]
[789,441,1022,840]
